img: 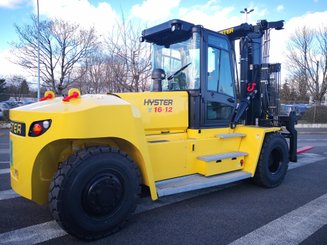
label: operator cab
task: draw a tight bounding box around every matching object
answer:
[141,19,236,128]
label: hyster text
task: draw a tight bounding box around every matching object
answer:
[144,99,173,106]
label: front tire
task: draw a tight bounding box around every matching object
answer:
[49,147,140,240]
[253,133,289,188]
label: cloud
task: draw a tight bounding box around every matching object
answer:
[0,0,26,9]
[174,1,242,31]
[131,0,181,23]
[174,1,269,32]
[32,0,119,35]
[1,1,121,82]
[269,10,327,80]
[0,49,30,78]
[4,0,327,86]
[276,4,284,12]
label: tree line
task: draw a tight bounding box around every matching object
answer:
[0,76,34,102]
[1,15,327,105]
[7,15,151,97]
[283,26,327,104]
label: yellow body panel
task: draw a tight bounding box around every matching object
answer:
[9,91,281,204]
[143,127,280,181]
[118,92,189,134]
[186,128,244,176]
[10,94,156,203]
[148,139,188,180]
[234,126,281,175]
[196,157,244,176]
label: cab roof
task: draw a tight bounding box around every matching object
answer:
[141,19,196,46]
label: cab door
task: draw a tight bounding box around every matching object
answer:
[201,33,236,127]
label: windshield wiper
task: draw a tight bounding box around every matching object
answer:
[167,62,191,80]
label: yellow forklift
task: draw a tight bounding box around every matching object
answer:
[9,19,297,240]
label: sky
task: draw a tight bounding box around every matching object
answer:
[0,0,327,81]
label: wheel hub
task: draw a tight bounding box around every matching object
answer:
[82,174,123,217]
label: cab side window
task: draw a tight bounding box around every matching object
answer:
[207,46,234,97]
[219,50,234,97]
[204,35,235,126]
[207,47,220,92]
[207,101,234,121]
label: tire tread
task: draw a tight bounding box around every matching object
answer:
[49,146,141,240]
[253,133,289,188]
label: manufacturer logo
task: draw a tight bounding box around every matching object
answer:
[10,121,26,136]
[144,99,174,113]
[143,99,173,106]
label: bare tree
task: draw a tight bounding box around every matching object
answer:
[0,78,9,101]
[75,50,109,94]
[280,79,298,103]
[289,71,310,102]
[11,15,97,95]
[280,80,291,103]
[104,19,152,92]
[6,75,30,100]
[287,26,327,104]
[74,49,122,94]
[75,19,152,94]
[317,26,327,102]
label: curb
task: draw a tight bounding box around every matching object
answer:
[296,124,327,128]
[0,123,10,129]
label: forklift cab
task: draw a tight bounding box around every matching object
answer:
[141,19,236,128]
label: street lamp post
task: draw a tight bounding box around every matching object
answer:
[37,0,40,100]
[240,8,254,23]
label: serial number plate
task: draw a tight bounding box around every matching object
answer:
[10,121,26,136]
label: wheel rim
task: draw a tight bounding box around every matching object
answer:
[82,173,124,217]
[268,148,283,174]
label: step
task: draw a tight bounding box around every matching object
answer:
[197,151,248,162]
[156,171,252,197]
[216,133,246,139]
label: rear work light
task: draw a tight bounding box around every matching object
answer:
[28,120,52,137]
[39,91,55,101]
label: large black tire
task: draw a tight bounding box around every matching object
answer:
[49,147,141,240]
[253,133,289,188]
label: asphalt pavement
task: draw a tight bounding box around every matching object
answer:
[0,128,327,244]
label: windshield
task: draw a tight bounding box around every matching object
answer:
[152,32,200,90]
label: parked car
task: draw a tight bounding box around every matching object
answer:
[280,104,312,119]
[4,101,21,109]
[0,102,10,120]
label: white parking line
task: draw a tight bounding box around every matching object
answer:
[1,187,327,244]
[229,193,327,245]
[289,153,327,170]
[0,149,9,154]
[299,139,327,141]
[0,168,9,175]
[0,221,67,244]
[299,138,327,141]
[0,154,325,244]
[0,189,19,201]
[0,161,9,164]
[0,188,226,244]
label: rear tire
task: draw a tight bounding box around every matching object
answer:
[48,147,140,241]
[253,133,289,188]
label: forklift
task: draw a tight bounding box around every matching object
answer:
[9,18,297,240]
